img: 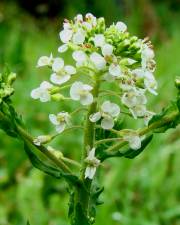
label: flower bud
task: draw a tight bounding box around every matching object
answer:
[51,93,65,101]
[33,135,52,146]
[7,72,16,85]
[47,146,63,159]
[175,77,180,90]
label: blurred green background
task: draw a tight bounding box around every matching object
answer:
[0,0,180,225]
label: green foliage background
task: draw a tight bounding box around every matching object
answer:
[0,1,180,224]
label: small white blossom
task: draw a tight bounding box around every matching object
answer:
[101,44,113,56]
[50,58,76,85]
[70,81,93,105]
[144,71,158,95]
[85,148,100,179]
[72,29,86,45]
[33,135,52,146]
[90,52,106,70]
[37,54,53,67]
[123,131,141,150]
[72,50,87,67]
[144,111,155,125]
[90,101,120,129]
[49,112,70,133]
[129,104,147,119]
[121,89,147,108]
[93,34,105,47]
[31,81,53,102]
[116,21,127,32]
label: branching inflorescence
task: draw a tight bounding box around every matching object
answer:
[0,13,180,225]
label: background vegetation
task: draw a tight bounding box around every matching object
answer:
[0,0,180,224]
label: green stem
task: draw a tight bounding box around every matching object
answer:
[71,74,101,225]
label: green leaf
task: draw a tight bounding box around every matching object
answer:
[89,185,104,220]
[148,100,180,133]
[26,221,30,225]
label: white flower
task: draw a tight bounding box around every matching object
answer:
[75,14,83,22]
[116,21,127,32]
[58,44,68,53]
[109,64,122,77]
[50,58,76,85]
[37,54,53,67]
[70,81,93,105]
[49,112,70,133]
[72,29,86,45]
[93,34,105,47]
[141,44,155,70]
[33,135,52,146]
[129,104,147,119]
[85,13,97,26]
[59,29,73,43]
[90,52,106,70]
[31,81,53,102]
[123,131,141,150]
[144,71,158,95]
[121,89,147,108]
[101,44,113,56]
[72,50,87,67]
[85,148,100,179]
[144,111,155,125]
[89,101,120,129]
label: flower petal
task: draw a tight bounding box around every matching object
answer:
[50,73,70,85]
[59,29,73,43]
[49,114,59,125]
[101,44,113,56]
[58,44,68,53]
[52,58,64,72]
[109,64,122,77]
[89,112,101,122]
[101,117,114,130]
[64,65,76,75]
[80,93,93,105]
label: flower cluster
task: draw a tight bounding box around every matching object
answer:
[31,13,158,179]
[0,71,16,104]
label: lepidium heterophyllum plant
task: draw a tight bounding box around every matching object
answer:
[0,13,180,225]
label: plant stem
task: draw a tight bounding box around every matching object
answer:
[71,74,101,225]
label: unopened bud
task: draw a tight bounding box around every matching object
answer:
[175,77,180,90]
[33,135,52,146]
[51,93,65,101]
[47,146,63,159]
[7,72,16,85]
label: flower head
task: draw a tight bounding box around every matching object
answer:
[50,58,76,85]
[90,101,120,129]
[49,112,70,133]
[31,81,53,102]
[70,81,93,105]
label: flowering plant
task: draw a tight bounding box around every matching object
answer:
[0,13,180,225]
